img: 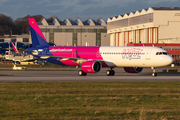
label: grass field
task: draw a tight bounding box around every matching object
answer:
[0,81,180,120]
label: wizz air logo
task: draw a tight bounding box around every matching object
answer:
[122,48,143,60]
[50,49,73,52]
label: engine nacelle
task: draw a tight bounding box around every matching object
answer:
[124,67,143,73]
[81,61,101,73]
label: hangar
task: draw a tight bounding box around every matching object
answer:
[0,18,109,47]
[38,18,109,46]
[107,7,180,46]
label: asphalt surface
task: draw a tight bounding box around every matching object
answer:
[0,67,180,82]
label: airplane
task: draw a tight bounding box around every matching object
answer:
[26,18,173,77]
[0,42,26,55]
[8,41,55,64]
[5,41,36,63]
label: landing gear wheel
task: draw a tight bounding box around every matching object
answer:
[106,70,115,76]
[110,70,115,76]
[78,70,87,76]
[152,72,157,77]
[106,70,111,76]
[151,67,157,77]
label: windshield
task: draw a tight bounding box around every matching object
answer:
[156,52,168,55]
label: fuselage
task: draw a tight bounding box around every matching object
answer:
[27,46,173,68]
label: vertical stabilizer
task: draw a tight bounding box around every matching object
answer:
[28,18,49,47]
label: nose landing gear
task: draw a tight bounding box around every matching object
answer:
[151,67,157,77]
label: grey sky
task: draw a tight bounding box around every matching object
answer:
[0,0,179,21]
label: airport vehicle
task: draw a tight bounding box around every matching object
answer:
[26,18,173,76]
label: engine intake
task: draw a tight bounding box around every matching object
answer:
[81,61,101,73]
[124,67,143,73]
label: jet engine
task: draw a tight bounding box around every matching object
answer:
[81,61,101,73]
[124,67,143,73]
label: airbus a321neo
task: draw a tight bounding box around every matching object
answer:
[26,18,173,77]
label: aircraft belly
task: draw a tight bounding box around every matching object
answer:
[103,57,116,67]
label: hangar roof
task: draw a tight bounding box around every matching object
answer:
[152,7,180,10]
[39,18,107,26]
[108,7,180,22]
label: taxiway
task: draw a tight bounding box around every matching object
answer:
[0,67,180,82]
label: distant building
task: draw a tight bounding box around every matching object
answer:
[0,17,109,47]
[107,7,180,46]
[0,34,29,44]
[16,35,30,44]
[37,18,110,46]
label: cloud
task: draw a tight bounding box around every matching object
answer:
[0,0,137,20]
[0,0,180,21]
[141,0,178,4]
[78,0,100,5]
[0,0,9,3]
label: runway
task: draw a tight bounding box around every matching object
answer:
[0,67,180,82]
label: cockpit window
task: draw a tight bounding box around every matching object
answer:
[156,52,168,55]
[163,52,168,55]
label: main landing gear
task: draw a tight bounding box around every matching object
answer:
[78,70,87,76]
[78,68,115,76]
[106,68,115,76]
[151,67,157,77]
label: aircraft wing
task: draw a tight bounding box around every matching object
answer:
[26,49,104,61]
[32,54,104,62]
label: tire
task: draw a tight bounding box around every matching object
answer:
[110,70,115,76]
[152,72,157,77]
[106,70,115,76]
[78,70,83,76]
[82,72,87,76]
[78,70,87,76]
[106,70,111,76]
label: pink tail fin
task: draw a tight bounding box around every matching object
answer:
[28,18,49,47]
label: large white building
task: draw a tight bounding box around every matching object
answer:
[107,7,180,46]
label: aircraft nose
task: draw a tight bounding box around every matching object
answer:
[167,55,174,65]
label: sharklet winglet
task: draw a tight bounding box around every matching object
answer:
[10,42,18,53]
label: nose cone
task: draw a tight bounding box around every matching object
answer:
[166,55,174,65]
[157,55,174,67]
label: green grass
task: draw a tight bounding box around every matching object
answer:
[0,82,180,120]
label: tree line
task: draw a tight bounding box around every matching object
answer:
[0,14,54,36]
